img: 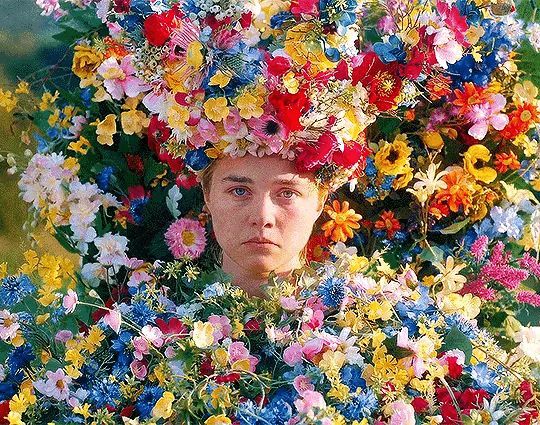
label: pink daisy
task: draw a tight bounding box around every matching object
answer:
[164,218,207,259]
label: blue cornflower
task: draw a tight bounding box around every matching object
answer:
[445,314,479,339]
[318,276,346,308]
[0,381,18,401]
[364,157,377,177]
[185,147,211,171]
[340,364,366,392]
[129,301,157,326]
[7,344,35,373]
[0,274,35,307]
[374,35,407,64]
[80,87,92,108]
[34,133,49,153]
[396,286,437,334]
[89,378,122,408]
[137,385,164,419]
[364,186,378,200]
[338,389,379,421]
[129,197,149,225]
[111,331,133,353]
[130,0,154,16]
[236,400,262,425]
[96,166,115,192]
[468,363,500,394]
[380,175,395,191]
[456,0,481,25]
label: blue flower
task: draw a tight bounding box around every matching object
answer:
[456,0,481,25]
[130,0,154,16]
[34,133,49,153]
[89,378,122,409]
[111,331,133,353]
[374,35,407,64]
[270,11,294,29]
[445,314,479,339]
[129,197,149,225]
[396,286,437,334]
[7,344,35,374]
[137,385,164,419]
[380,175,395,191]
[318,276,346,308]
[337,388,379,420]
[340,364,366,392]
[129,301,157,326]
[490,205,523,239]
[364,157,377,177]
[320,0,357,31]
[0,274,35,306]
[185,147,211,171]
[96,166,115,192]
[468,363,500,394]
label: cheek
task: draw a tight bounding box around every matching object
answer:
[279,201,320,243]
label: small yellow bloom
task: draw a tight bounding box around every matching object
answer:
[284,22,335,74]
[374,136,412,175]
[318,350,346,377]
[203,97,229,122]
[68,136,92,155]
[421,131,444,150]
[209,70,231,88]
[463,144,497,183]
[7,411,24,425]
[212,347,229,368]
[0,263,7,280]
[151,391,175,419]
[236,91,264,119]
[121,109,149,135]
[94,114,117,146]
[167,103,190,131]
[83,326,105,353]
[15,81,30,95]
[282,71,300,94]
[365,300,393,321]
[192,321,215,348]
[39,91,59,111]
[327,382,350,401]
[349,255,369,274]
[73,403,91,419]
[186,40,204,68]
[0,89,17,112]
[210,386,233,409]
[72,44,104,79]
[205,414,232,425]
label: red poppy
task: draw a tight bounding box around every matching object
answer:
[374,211,401,239]
[144,8,179,46]
[305,233,331,263]
[351,52,402,111]
[268,89,310,132]
[266,54,292,77]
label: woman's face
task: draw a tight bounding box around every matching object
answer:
[203,154,326,280]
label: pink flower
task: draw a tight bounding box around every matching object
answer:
[55,330,73,344]
[97,56,151,100]
[427,27,463,69]
[280,296,301,311]
[190,118,218,148]
[208,315,232,342]
[466,93,509,140]
[130,359,148,380]
[228,341,250,364]
[294,390,326,416]
[164,218,207,259]
[247,114,288,153]
[223,108,243,134]
[389,401,416,425]
[293,375,314,395]
[133,336,150,360]
[141,325,164,348]
[103,310,122,333]
[34,368,72,401]
[283,343,304,366]
[0,310,19,342]
[470,235,489,262]
[63,289,78,314]
[516,290,540,307]
[301,338,324,361]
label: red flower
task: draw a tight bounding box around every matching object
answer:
[0,400,9,425]
[113,0,130,13]
[494,151,520,173]
[440,403,460,424]
[176,172,199,190]
[155,318,189,342]
[305,233,331,263]
[374,211,401,239]
[147,115,184,174]
[446,355,463,379]
[125,154,144,175]
[266,55,292,77]
[295,131,338,173]
[411,397,429,413]
[268,89,310,132]
[459,388,489,410]
[216,373,241,383]
[332,139,371,169]
[144,8,179,46]
[120,405,136,418]
[351,52,402,111]
[244,318,261,332]
[520,380,535,404]
[200,356,215,376]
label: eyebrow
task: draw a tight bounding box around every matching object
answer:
[221,175,303,186]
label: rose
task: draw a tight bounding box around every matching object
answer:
[268,89,310,132]
[72,45,104,79]
[144,9,179,46]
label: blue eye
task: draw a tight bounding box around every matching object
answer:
[232,187,248,197]
[281,190,297,199]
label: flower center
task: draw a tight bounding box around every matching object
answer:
[182,230,196,246]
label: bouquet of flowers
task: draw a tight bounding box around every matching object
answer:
[0,246,538,424]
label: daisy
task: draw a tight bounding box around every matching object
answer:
[164,218,207,259]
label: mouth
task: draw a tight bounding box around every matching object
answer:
[243,238,279,247]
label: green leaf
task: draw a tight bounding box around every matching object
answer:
[144,158,168,186]
[439,218,470,235]
[383,335,414,359]
[52,226,80,254]
[418,245,445,263]
[441,327,473,363]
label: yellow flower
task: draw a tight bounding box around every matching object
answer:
[392,165,414,190]
[15,81,30,95]
[192,321,215,348]
[93,114,117,146]
[0,263,7,280]
[327,382,350,401]
[151,391,175,419]
[439,293,481,319]
[203,97,229,122]
[121,109,149,135]
[374,135,412,175]
[513,133,538,157]
[72,45,104,79]
[365,300,393,321]
[513,80,538,105]
[434,256,467,293]
[282,71,300,94]
[349,255,369,274]
[39,91,59,111]
[212,348,229,368]
[83,326,105,353]
[19,250,38,275]
[65,348,85,368]
[7,411,24,425]
[421,131,444,150]
[73,403,91,419]
[0,89,17,112]
[68,136,92,155]
[167,103,191,131]
[205,414,231,425]
[186,40,204,68]
[210,386,233,409]
[284,22,335,74]
[318,350,346,377]
[236,91,264,119]
[463,144,497,184]
[321,200,362,243]
[209,70,231,88]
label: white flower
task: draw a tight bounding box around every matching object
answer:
[527,22,540,52]
[490,205,523,239]
[515,326,540,363]
[407,162,448,204]
[93,232,129,266]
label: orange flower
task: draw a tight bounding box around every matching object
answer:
[427,75,452,101]
[494,151,520,173]
[321,200,362,243]
[432,167,474,217]
[374,211,401,239]
[452,82,490,115]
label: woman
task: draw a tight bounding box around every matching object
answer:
[199,154,328,297]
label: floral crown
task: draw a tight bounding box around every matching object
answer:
[82,0,411,189]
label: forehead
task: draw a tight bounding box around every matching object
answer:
[212,155,315,187]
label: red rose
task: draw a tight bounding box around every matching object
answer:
[268,89,310,132]
[144,9,178,46]
[216,373,241,383]
[120,405,136,418]
[459,388,489,410]
[411,397,429,413]
[440,403,460,424]
[352,52,402,112]
[295,131,338,173]
[446,355,463,379]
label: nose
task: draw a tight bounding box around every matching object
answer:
[250,192,277,229]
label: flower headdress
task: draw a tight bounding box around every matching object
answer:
[89,0,409,189]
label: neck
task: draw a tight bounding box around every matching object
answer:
[221,253,303,298]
